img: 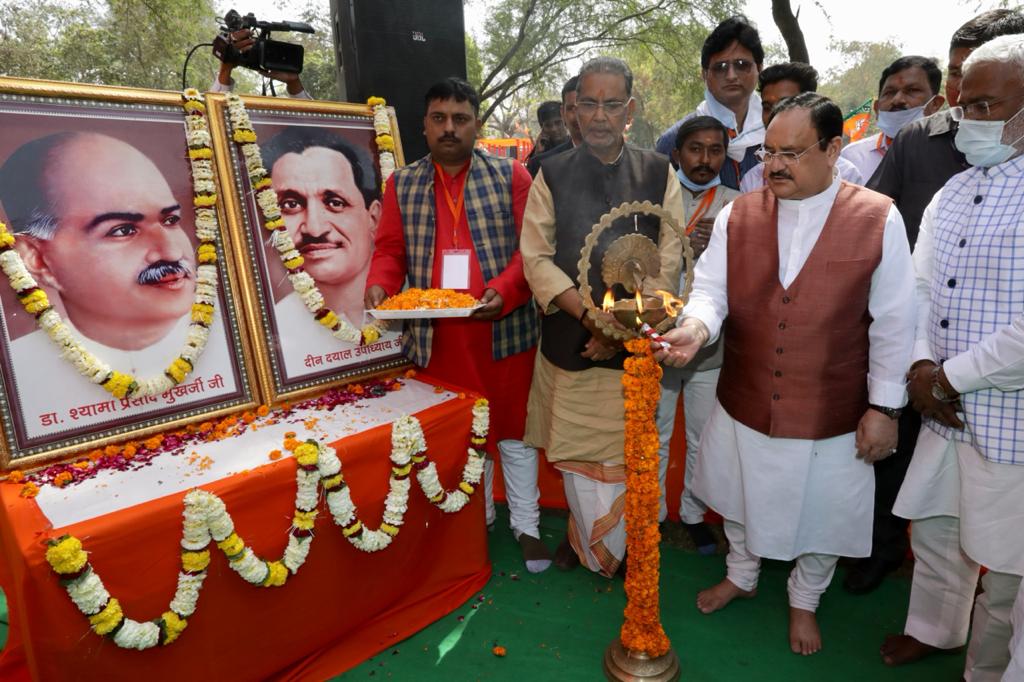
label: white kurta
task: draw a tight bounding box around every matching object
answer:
[897,188,1024,576]
[840,132,889,185]
[683,175,916,560]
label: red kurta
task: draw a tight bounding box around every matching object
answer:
[368,159,536,445]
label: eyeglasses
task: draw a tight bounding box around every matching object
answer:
[575,99,629,116]
[754,139,826,166]
[708,59,755,78]
[950,96,1016,121]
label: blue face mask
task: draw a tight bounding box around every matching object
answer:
[676,167,721,193]
[955,104,1024,168]
[876,102,931,139]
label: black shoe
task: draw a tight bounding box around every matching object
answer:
[683,521,717,555]
[842,557,901,595]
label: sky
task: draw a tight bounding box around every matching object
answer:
[230,0,1009,76]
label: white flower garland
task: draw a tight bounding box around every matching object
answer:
[43,397,490,648]
[0,89,220,400]
[223,93,386,347]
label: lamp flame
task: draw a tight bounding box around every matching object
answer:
[602,289,615,312]
[654,289,685,318]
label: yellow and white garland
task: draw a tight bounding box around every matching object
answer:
[0,89,219,400]
[366,96,397,194]
[44,398,489,649]
[224,93,387,346]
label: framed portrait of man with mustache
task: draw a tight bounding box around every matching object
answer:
[208,96,405,403]
[0,79,259,464]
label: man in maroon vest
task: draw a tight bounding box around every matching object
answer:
[656,92,915,655]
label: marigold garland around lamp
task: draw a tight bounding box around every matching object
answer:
[576,201,694,681]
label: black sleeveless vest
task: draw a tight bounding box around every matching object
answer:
[539,144,669,371]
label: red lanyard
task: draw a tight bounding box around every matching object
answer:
[685,186,718,234]
[434,162,465,248]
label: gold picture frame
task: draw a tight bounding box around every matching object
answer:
[206,93,409,405]
[0,77,261,469]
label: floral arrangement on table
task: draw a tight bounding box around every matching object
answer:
[10,375,409,497]
[0,89,220,401]
[376,288,478,311]
[224,93,393,347]
[43,396,489,649]
[619,338,671,657]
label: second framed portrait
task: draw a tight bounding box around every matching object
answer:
[208,94,407,403]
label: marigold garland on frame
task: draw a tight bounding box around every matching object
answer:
[223,93,386,346]
[44,398,489,649]
[0,89,220,400]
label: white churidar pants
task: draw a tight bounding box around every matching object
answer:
[655,367,720,523]
[497,439,542,539]
[722,519,838,611]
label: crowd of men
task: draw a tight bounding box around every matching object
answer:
[214,7,1024,679]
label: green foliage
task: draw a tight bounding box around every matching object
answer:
[0,0,221,90]
[469,0,740,129]
[819,39,904,117]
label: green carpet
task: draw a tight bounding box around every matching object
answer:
[338,506,965,681]
[0,507,964,681]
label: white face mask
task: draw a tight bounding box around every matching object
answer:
[876,97,935,139]
[955,104,1024,168]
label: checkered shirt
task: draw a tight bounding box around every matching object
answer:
[927,154,1024,464]
[393,149,539,367]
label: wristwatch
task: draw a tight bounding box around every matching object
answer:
[930,365,959,403]
[868,404,902,420]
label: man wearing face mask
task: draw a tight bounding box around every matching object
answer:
[881,35,1024,679]
[654,116,740,551]
[841,56,944,184]
[655,15,765,190]
[849,12,1024,604]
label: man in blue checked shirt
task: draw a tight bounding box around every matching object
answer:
[886,35,1024,681]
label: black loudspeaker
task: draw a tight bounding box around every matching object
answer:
[331,0,467,162]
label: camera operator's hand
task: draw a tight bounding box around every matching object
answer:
[216,29,256,86]
[256,68,306,96]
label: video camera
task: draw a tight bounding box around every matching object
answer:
[212,9,315,75]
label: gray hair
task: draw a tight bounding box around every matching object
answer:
[576,56,634,98]
[962,34,1024,76]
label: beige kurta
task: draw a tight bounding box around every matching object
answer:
[519,164,685,464]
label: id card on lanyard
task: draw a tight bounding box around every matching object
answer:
[436,162,472,290]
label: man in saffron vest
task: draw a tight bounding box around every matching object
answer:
[657,92,915,655]
[521,56,683,578]
[365,78,550,572]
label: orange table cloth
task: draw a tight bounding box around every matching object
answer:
[0,392,489,681]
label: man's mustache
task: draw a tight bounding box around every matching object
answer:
[296,231,344,251]
[138,260,193,285]
[769,171,793,181]
[438,133,460,144]
[692,165,715,176]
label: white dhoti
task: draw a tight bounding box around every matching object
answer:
[693,401,874,560]
[557,462,626,578]
[893,426,979,649]
[1006,580,1024,682]
[656,366,720,524]
[497,439,542,539]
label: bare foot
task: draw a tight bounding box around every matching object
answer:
[880,634,946,666]
[789,607,822,655]
[696,578,757,614]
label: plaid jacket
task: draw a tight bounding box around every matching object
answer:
[394,150,539,366]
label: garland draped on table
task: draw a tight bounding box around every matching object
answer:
[0,89,221,399]
[44,399,489,650]
[619,338,671,657]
